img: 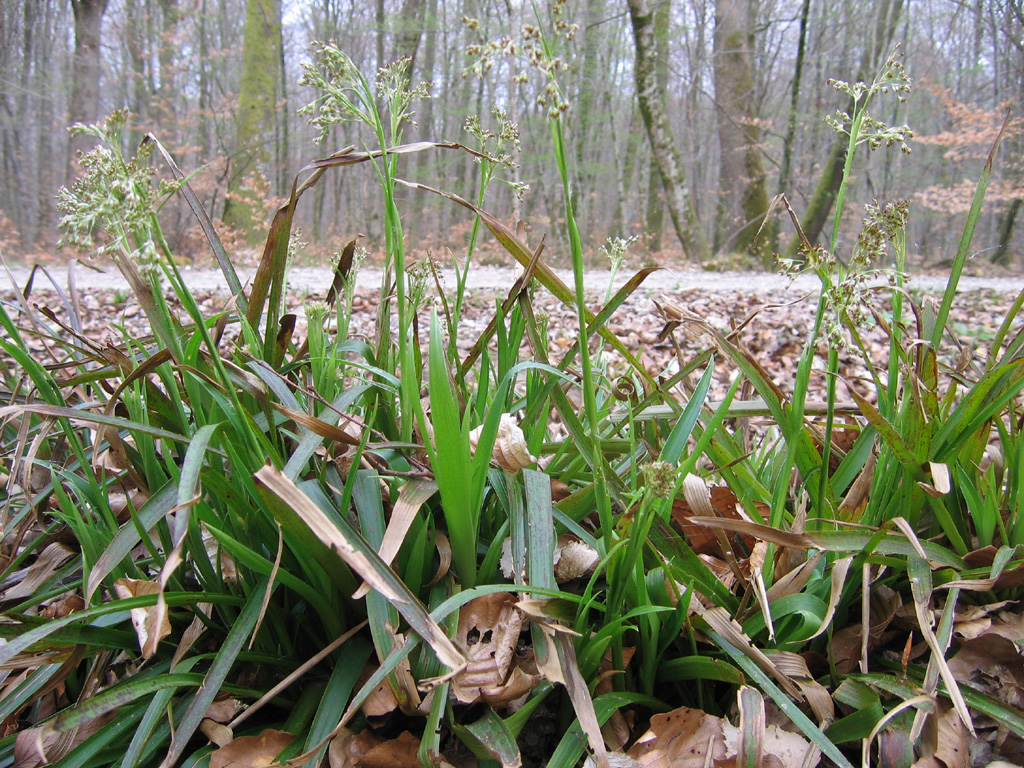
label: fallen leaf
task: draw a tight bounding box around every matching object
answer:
[627,704,817,768]
[452,592,523,704]
[200,719,233,748]
[2,543,76,601]
[947,635,1024,709]
[931,703,969,768]
[627,707,730,767]
[208,729,295,768]
[13,711,116,768]
[205,698,246,724]
[113,577,171,659]
[355,730,420,768]
[469,414,536,472]
[669,485,761,559]
[327,728,356,768]
[554,535,599,583]
[39,594,84,619]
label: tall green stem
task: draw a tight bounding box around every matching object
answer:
[549,117,614,549]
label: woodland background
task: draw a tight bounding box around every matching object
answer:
[0,0,1022,267]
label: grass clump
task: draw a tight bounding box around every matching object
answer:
[2,31,1024,768]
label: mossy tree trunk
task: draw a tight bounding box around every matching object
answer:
[643,0,669,253]
[713,0,770,263]
[627,0,709,261]
[223,0,281,240]
[571,0,605,244]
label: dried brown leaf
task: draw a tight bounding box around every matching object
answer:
[327,728,356,768]
[200,718,233,748]
[208,729,295,768]
[354,730,420,768]
[113,577,171,659]
[14,711,115,768]
[353,478,437,599]
[947,634,1024,709]
[2,544,76,602]
[469,414,537,472]
[554,535,599,583]
[627,704,816,768]
[452,592,523,704]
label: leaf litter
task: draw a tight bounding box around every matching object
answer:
[3,274,1024,766]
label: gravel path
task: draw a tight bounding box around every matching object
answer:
[4,263,1023,297]
[4,259,1022,427]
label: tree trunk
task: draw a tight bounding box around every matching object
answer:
[993,198,1022,266]
[612,109,643,236]
[156,0,180,135]
[644,0,669,253]
[787,0,905,256]
[713,0,769,262]
[395,0,426,71]
[376,0,386,68]
[404,0,437,244]
[223,0,281,238]
[571,0,606,243]
[197,0,212,159]
[68,0,109,176]
[777,0,810,198]
[123,0,148,146]
[627,0,709,261]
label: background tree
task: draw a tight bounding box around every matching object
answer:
[786,0,906,256]
[628,0,710,261]
[643,0,669,253]
[713,0,769,261]
[0,0,1020,265]
[223,0,283,237]
[68,0,109,169]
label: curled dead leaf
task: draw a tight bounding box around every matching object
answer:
[201,524,238,584]
[452,592,523,704]
[500,535,598,583]
[481,655,542,707]
[113,577,171,659]
[554,535,599,583]
[469,414,536,472]
[947,634,1024,710]
[327,728,356,768]
[199,718,233,748]
[626,705,816,768]
[204,698,246,724]
[39,594,84,620]
[2,543,76,602]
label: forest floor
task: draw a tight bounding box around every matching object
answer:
[4,261,1022,407]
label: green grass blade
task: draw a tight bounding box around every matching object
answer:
[0,593,239,669]
[425,312,480,585]
[254,464,466,671]
[930,116,1009,349]
[658,656,745,685]
[454,706,523,767]
[161,576,276,768]
[709,631,854,768]
[48,673,206,734]
[546,692,661,768]
[660,360,716,464]
[145,135,247,315]
[86,480,177,603]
